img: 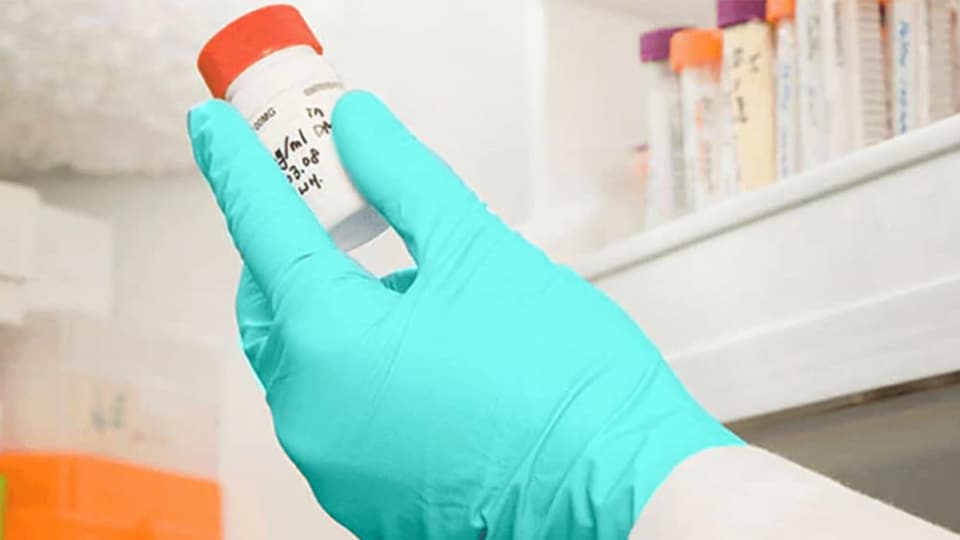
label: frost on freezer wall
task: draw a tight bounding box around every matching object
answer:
[0,0,215,176]
[0,0,535,222]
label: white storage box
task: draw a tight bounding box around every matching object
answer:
[0,313,224,479]
[0,180,39,326]
[0,282,26,328]
[26,204,114,317]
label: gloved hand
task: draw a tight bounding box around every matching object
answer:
[188,91,742,540]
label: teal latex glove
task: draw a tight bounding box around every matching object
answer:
[189,91,742,539]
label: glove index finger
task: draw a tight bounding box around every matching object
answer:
[188,99,368,306]
[332,91,493,266]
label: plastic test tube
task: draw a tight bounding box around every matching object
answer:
[719,0,777,191]
[881,0,894,136]
[768,0,802,179]
[641,27,689,226]
[952,0,960,113]
[822,0,889,157]
[887,0,955,134]
[796,0,828,169]
[670,28,734,208]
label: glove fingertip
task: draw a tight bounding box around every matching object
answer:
[332,91,411,156]
[187,99,236,175]
[332,90,388,125]
[187,99,235,137]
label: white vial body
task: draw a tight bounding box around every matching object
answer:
[890,0,954,134]
[798,1,828,169]
[679,62,730,208]
[644,61,688,227]
[774,18,802,179]
[226,46,388,251]
[822,0,889,156]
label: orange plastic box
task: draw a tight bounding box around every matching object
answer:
[0,453,221,540]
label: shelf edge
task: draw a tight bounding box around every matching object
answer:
[572,116,960,282]
[669,272,960,422]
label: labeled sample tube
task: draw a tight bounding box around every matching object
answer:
[888,0,955,133]
[719,0,777,191]
[822,0,889,157]
[797,0,829,168]
[641,27,689,226]
[769,0,802,179]
[671,29,734,207]
[952,0,960,113]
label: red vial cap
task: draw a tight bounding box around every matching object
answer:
[197,4,324,99]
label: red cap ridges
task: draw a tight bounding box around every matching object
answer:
[198,4,323,99]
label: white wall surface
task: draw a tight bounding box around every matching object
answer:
[522,2,655,260]
[334,0,539,223]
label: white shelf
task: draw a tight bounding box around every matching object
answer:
[27,204,114,318]
[0,181,39,326]
[0,179,114,326]
[572,116,960,422]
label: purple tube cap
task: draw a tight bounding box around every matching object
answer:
[717,0,767,28]
[640,26,688,62]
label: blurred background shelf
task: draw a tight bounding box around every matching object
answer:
[571,116,960,422]
[563,0,715,22]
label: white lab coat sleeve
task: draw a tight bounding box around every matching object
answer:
[630,445,959,539]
